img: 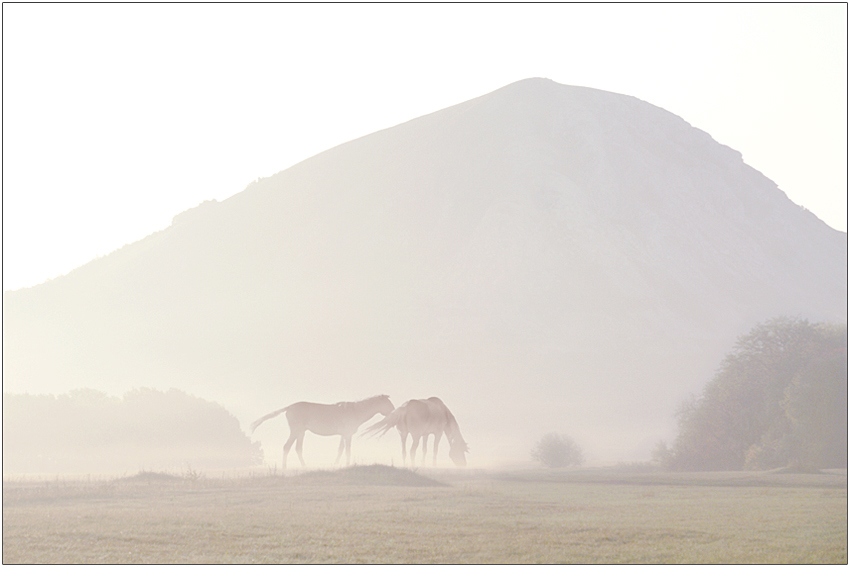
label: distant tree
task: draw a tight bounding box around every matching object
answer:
[668,317,847,471]
[531,433,584,468]
[2,388,264,474]
[651,440,674,468]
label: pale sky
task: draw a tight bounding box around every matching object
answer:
[3,3,847,292]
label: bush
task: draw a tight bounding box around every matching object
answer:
[531,433,584,468]
[651,440,674,469]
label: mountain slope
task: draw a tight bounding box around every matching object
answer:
[4,78,845,464]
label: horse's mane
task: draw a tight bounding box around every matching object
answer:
[440,404,467,450]
[341,394,388,404]
[444,409,460,437]
[366,394,390,402]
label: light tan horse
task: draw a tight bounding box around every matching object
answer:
[363,397,469,467]
[250,395,394,469]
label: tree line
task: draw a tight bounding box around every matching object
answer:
[3,387,263,474]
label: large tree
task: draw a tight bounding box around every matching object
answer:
[669,317,847,471]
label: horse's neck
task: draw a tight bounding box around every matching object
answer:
[444,416,463,444]
[352,398,383,423]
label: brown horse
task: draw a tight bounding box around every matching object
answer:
[363,397,469,467]
[250,395,394,468]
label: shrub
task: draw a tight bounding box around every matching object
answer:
[531,433,584,468]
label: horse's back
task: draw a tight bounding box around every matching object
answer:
[285,401,339,433]
[400,398,447,436]
[291,400,381,436]
[405,399,432,420]
[284,401,327,418]
[424,397,449,415]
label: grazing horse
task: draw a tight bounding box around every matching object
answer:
[250,395,394,469]
[363,397,469,467]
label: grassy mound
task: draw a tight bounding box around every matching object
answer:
[770,464,824,474]
[112,471,187,483]
[294,465,447,487]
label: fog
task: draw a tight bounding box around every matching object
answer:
[2,389,262,475]
[3,79,846,476]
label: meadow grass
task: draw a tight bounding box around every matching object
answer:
[3,466,846,563]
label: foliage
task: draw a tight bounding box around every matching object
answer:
[651,440,674,468]
[531,432,584,467]
[668,317,847,471]
[2,387,263,473]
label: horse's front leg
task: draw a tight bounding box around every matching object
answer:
[410,435,421,468]
[433,432,442,467]
[344,435,352,467]
[422,434,429,466]
[399,431,408,467]
[335,436,346,466]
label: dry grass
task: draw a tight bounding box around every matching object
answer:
[3,465,846,563]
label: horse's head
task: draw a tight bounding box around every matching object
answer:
[449,439,469,467]
[375,395,395,416]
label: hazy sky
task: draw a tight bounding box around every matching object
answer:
[3,3,846,291]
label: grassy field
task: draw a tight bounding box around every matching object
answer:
[3,465,846,563]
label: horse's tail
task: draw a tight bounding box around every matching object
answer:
[361,407,403,438]
[249,405,292,434]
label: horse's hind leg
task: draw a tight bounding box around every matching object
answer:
[283,432,298,470]
[294,432,307,467]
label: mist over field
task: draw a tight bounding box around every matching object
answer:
[3,79,846,473]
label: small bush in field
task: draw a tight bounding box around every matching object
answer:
[531,433,584,468]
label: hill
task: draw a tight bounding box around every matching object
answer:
[3,78,846,464]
